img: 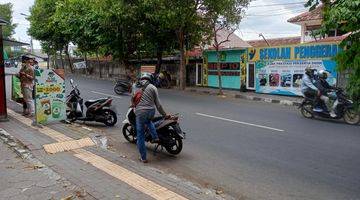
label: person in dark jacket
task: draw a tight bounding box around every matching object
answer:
[316,70,337,117]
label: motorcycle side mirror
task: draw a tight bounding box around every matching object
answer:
[70,79,74,85]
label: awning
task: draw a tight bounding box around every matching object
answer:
[3,38,29,47]
[0,17,9,25]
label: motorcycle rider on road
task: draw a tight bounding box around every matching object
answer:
[301,67,321,111]
[316,70,337,117]
[132,73,169,163]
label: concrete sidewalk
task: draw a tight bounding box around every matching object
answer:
[0,100,231,200]
[185,87,303,106]
[0,132,92,200]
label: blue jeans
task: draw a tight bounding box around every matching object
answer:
[136,109,158,160]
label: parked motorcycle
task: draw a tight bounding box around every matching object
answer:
[299,88,360,125]
[114,79,132,95]
[153,72,171,89]
[66,79,117,126]
[122,108,186,155]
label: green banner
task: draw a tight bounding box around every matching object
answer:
[11,75,23,103]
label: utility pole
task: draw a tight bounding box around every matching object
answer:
[0,18,9,121]
[259,33,270,47]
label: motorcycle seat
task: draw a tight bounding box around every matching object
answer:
[152,116,164,122]
[85,98,107,107]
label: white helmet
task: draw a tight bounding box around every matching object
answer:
[318,70,329,79]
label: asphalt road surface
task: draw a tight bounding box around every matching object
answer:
[6,75,360,200]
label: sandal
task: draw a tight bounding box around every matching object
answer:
[139,158,148,163]
[151,138,160,144]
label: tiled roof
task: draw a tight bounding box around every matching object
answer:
[307,33,349,43]
[186,48,202,57]
[247,36,301,47]
[209,29,251,49]
[287,5,323,23]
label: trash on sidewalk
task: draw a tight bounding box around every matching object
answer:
[24,163,46,170]
[91,135,108,150]
[61,195,74,200]
[75,189,87,198]
[21,187,30,193]
[81,126,92,131]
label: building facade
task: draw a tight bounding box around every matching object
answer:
[200,5,346,97]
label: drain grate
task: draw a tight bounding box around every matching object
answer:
[43,137,95,154]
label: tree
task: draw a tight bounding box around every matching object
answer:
[306,0,360,107]
[136,0,178,73]
[204,0,250,95]
[155,0,208,90]
[29,0,71,69]
[0,3,17,39]
[40,41,56,69]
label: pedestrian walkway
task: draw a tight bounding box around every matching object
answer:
[0,140,92,200]
[0,100,230,200]
[185,87,303,106]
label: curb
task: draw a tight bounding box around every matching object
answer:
[185,88,302,107]
[0,128,31,159]
[67,73,119,82]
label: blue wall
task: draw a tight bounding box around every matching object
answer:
[208,75,240,89]
[206,49,245,89]
[207,50,244,63]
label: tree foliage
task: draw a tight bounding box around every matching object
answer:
[0,3,17,39]
[306,0,360,106]
[28,0,249,88]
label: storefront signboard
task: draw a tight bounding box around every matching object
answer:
[34,69,66,124]
[248,43,339,96]
[141,65,156,75]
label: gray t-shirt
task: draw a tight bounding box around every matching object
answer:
[133,82,166,116]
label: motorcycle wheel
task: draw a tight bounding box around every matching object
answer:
[300,102,314,118]
[114,85,126,95]
[122,123,136,143]
[102,109,117,126]
[66,111,77,122]
[343,108,360,125]
[165,130,183,155]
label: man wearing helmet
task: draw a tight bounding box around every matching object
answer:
[132,73,169,163]
[316,70,337,117]
[301,66,320,100]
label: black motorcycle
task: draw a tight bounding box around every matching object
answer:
[122,108,185,155]
[66,79,117,126]
[299,88,360,125]
[114,79,132,95]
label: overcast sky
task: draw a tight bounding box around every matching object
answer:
[1,0,308,50]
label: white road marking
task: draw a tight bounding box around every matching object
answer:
[195,112,285,132]
[91,91,122,99]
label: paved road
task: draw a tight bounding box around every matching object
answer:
[6,75,360,199]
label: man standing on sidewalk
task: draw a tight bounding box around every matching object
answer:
[132,73,169,163]
[18,56,35,116]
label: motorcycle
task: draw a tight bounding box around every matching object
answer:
[299,88,360,125]
[122,108,186,155]
[114,79,132,95]
[66,79,117,126]
[153,72,170,89]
